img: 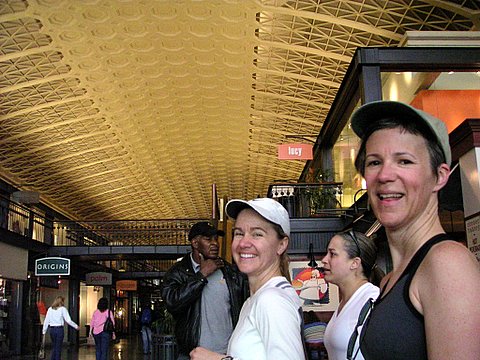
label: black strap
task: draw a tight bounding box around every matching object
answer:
[379,233,451,299]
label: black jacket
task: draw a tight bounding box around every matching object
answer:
[161,254,249,356]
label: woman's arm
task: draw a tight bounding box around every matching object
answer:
[255,290,305,360]
[42,308,51,334]
[415,241,480,359]
[62,307,79,330]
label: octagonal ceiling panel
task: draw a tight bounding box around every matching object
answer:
[0,0,478,220]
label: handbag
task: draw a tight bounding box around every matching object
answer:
[103,309,115,333]
[38,334,46,359]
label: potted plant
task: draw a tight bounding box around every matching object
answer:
[307,169,341,215]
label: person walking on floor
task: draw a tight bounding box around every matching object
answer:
[140,301,153,354]
[42,296,79,360]
[90,297,116,360]
[162,221,249,360]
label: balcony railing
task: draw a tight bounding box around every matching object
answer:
[267,182,345,218]
[52,219,208,247]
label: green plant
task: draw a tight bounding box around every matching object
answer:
[307,169,341,213]
[152,308,176,335]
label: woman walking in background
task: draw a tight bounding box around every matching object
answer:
[90,297,115,360]
[322,230,383,360]
[42,296,79,360]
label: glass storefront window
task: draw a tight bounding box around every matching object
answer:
[331,70,480,210]
[332,99,363,209]
[381,71,480,133]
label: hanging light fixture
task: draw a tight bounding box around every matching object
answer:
[307,243,318,268]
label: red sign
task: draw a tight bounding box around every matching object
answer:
[116,280,137,291]
[278,143,313,160]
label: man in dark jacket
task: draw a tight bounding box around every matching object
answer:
[161,222,249,360]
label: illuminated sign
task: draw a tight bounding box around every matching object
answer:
[35,257,70,276]
[86,272,112,285]
[116,280,137,291]
[278,143,313,160]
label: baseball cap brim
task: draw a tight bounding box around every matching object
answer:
[351,100,451,166]
[225,198,290,237]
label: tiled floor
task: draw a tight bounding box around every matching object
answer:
[6,335,155,360]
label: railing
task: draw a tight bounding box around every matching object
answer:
[267,182,345,218]
[0,195,53,243]
[52,219,208,246]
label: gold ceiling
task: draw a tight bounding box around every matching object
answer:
[1,0,479,220]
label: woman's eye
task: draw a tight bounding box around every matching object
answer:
[233,230,243,237]
[399,159,413,165]
[366,160,380,167]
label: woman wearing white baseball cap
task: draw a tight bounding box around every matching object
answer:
[190,198,306,360]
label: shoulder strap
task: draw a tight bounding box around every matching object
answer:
[379,233,451,298]
[404,233,451,275]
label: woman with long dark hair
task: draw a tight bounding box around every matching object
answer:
[90,297,115,360]
[322,230,383,360]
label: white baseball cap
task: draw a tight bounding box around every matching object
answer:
[225,198,290,237]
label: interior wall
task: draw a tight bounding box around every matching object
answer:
[411,90,480,132]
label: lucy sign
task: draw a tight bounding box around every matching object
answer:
[278,143,313,160]
[35,257,70,276]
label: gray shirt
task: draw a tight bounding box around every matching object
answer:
[191,255,233,354]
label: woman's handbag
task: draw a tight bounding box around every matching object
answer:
[103,309,115,333]
[38,334,46,359]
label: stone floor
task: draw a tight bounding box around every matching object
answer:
[5,335,157,360]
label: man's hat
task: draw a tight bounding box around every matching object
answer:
[188,221,225,241]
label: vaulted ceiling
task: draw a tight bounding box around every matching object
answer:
[1,0,479,220]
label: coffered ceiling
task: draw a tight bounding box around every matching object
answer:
[1,0,479,220]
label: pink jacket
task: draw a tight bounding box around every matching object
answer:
[90,309,115,335]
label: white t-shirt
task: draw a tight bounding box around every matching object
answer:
[42,306,79,334]
[227,276,306,360]
[323,282,379,360]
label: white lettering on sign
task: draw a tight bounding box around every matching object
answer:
[36,263,69,270]
[288,147,302,156]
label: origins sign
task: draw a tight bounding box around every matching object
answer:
[35,257,70,276]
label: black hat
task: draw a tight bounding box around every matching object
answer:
[188,222,225,241]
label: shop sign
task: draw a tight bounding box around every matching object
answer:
[278,143,313,160]
[466,212,480,262]
[116,280,137,291]
[35,257,70,276]
[86,272,112,285]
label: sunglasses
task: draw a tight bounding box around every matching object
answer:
[346,297,374,360]
[347,229,362,258]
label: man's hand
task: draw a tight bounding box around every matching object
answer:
[199,253,224,277]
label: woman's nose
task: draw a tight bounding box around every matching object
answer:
[376,162,396,182]
[238,233,252,247]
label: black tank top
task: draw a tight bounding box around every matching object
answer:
[360,234,451,360]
